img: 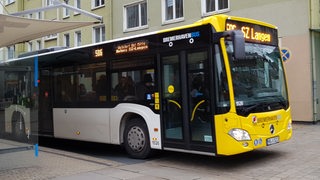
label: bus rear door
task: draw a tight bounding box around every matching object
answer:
[39,68,54,135]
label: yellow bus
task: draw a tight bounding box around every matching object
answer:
[0,15,292,158]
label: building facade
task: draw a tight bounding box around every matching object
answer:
[1,0,111,59]
[226,0,320,122]
[2,0,320,122]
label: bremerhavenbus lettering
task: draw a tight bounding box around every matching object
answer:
[163,31,200,43]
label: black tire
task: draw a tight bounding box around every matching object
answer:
[124,118,151,159]
[12,111,27,142]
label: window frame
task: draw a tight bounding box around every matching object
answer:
[5,0,15,5]
[36,12,42,19]
[27,42,33,52]
[45,33,57,41]
[123,1,148,32]
[64,33,70,47]
[74,31,82,47]
[201,0,230,17]
[74,0,81,15]
[7,46,15,60]
[36,40,42,50]
[92,25,106,43]
[63,0,70,18]
[46,0,54,6]
[91,0,105,10]
[161,0,184,25]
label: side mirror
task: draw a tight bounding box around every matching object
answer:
[232,31,245,60]
[214,30,246,60]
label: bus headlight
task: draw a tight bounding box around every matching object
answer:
[228,128,251,141]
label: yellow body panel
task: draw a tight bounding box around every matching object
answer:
[215,108,292,156]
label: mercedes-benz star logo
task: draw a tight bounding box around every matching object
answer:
[270,124,275,134]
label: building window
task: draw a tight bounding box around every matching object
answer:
[64,33,70,47]
[45,33,57,40]
[74,0,81,15]
[7,46,15,59]
[63,0,70,18]
[36,40,42,50]
[27,42,33,52]
[5,0,15,5]
[92,0,105,9]
[36,12,42,19]
[46,0,54,6]
[75,31,81,47]
[124,1,148,31]
[162,0,184,24]
[93,26,105,43]
[202,0,229,16]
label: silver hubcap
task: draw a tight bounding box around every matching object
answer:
[127,126,145,152]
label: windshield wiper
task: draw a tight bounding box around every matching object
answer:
[237,102,269,116]
[270,96,288,108]
[237,99,287,116]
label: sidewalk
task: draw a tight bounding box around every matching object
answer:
[0,123,319,180]
[0,139,34,155]
[0,139,120,180]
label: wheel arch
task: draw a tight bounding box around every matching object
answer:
[11,110,28,141]
[119,112,145,145]
[5,105,30,135]
[110,103,161,150]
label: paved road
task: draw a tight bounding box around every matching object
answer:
[0,123,319,180]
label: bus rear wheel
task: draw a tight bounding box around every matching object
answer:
[12,111,27,142]
[124,118,151,159]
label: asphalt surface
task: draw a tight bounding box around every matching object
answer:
[0,123,319,180]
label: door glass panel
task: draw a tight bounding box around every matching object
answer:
[161,55,182,140]
[187,51,213,142]
[39,69,53,134]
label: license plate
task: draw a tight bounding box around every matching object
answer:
[266,136,279,146]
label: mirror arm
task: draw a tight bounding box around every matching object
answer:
[213,30,246,60]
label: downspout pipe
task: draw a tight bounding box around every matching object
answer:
[311,29,317,124]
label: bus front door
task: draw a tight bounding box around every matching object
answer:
[161,50,215,153]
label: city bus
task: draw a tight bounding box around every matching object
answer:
[0,15,292,158]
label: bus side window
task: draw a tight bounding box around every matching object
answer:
[113,76,135,101]
[53,66,75,104]
[111,70,155,101]
[136,73,154,100]
[110,56,155,101]
[77,74,94,102]
[95,74,107,97]
[76,63,106,103]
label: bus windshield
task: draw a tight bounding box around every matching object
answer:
[226,41,289,116]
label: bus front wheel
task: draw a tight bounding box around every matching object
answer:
[124,118,151,159]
